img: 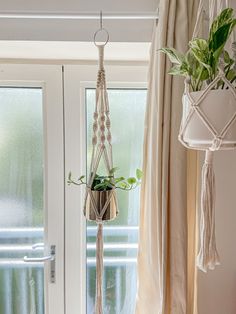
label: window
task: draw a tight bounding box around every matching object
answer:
[64,64,147,314]
[86,88,146,313]
[0,87,44,314]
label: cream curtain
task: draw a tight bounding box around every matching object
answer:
[135,1,199,313]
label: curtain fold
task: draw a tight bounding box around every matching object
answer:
[135,1,199,313]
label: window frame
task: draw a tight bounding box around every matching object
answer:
[64,63,147,314]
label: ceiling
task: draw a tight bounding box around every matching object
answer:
[0,0,157,42]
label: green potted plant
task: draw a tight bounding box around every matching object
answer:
[68,167,142,221]
[160,8,236,150]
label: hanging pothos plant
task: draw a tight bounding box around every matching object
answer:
[68,167,143,191]
[160,8,236,91]
[160,7,236,272]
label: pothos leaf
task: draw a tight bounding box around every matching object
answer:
[127,177,137,185]
[115,177,125,183]
[109,167,119,175]
[136,169,143,180]
[209,8,234,43]
[211,21,236,64]
[227,69,236,81]
[168,65,186,76]
[119,182,130,189]
[223,50,231,64]
[189,38,212,74]
[159,48,185,65]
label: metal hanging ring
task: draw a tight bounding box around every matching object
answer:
[93,11,109,47]
[93,28,109,47]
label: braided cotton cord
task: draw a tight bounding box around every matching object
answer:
[197,150,220,272]
[83,43,117,313]
[192,0,205,39]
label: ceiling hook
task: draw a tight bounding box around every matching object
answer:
[100,11,103,29]
[94,10,109,47]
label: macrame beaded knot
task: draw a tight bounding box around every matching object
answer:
[100,125,105,132]
[210,136,223,151]
[93,123,98,132]
[92,136,97,145]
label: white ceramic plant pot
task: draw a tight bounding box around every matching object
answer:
[181,89,236,150]
[84,189,118,221]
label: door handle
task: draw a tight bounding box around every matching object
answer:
[23,255,54,262]
[23,244,56,283]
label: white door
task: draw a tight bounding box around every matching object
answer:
[0,65,64,314]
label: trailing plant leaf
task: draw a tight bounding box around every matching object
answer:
[109,167,119,175]
[226,68,236,81]
[210,21,236,72]
[68,171,72,181]
[160,48,185,65]
[127,177,137,185]
[209,8,234,44]
[168,64,189,76]
[136,168,143,180]
[223,50,232,64]
[115,176,125,183]
[189,38,212,75]
[68,168,142,191]
[119,182,130,189]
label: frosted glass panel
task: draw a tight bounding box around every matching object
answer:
[0,87,44,314]
[86,89,146,314]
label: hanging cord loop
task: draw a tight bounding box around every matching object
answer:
[94,11,109,47]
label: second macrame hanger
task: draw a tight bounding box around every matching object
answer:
[180,0,236,272]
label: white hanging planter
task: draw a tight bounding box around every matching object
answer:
[180,88,236,151]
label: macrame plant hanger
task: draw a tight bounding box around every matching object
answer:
[84,12,118,314]
[179,0,236,272]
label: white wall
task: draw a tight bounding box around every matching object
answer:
[0,0,156,42]
[198,150,236,314]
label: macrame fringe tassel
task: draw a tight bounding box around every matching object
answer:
[95,222,104,314]
[197,150,220,272]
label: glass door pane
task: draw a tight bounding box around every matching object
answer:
[86,88,146,314]
[0,87,44,314]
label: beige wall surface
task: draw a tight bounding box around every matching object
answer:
[198,150,236,314]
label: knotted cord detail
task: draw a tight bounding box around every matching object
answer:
[84,44,118,313]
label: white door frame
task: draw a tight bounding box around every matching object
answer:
[0,64,65,314]
[64,63,147,314]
